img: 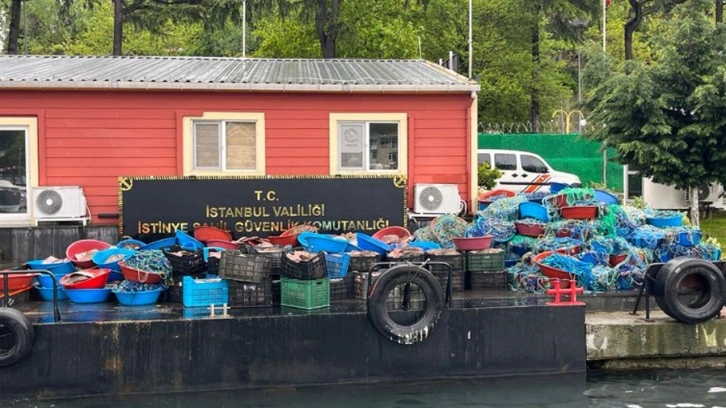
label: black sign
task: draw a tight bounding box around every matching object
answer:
[119,176,407,240]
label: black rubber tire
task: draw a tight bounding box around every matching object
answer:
[0,308,35,367]
[652,257,726,324]
[367,264,445,345]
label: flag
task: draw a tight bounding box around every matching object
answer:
[606,0,612,6]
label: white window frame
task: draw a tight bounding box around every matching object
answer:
[183,112,265,176]
[0,118,37,226]
[329,113,407,175]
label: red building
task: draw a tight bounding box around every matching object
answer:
[0,56,480,227]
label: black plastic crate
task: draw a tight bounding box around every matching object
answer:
[164,248,206,276]
[466,250,505,272]
[330,275,354,300]
[228,278,272,307]
[250,246,284,273]
[467,270,508,290]
[348,253,381,273]
[433,270,464,292]
[219,250,271,283]
[271,278,281,306]
[426,253,465,273]
[281,251,327,280]
[385,253,425,263]
[166,272,206,302]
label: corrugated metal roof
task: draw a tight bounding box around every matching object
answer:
[0,55,480,93]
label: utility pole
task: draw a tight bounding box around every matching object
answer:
[468,0,472,78]
[242,0,247,58]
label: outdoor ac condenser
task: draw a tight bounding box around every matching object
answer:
[413,183,461,215]
[32,186,88,220]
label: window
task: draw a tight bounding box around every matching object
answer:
[0,117,37,223]
[477,153,491,166]
[330,113,407,174]
[494,153,516,171]
[521,155,548,173]
[183,113,265,175]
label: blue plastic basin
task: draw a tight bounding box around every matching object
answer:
[675,230,702,247]
[354,233,391,256]
[114,287,163,306]
[594,190,619,206]
[64,287,113,304]
[646,216,682,228]
[303,234,358,253]
[26,259,75,274]
[35,285,68,301]
[518,202,549,223]
[140,237,177,251]
[175,230,205,250]
[92,248,135,272]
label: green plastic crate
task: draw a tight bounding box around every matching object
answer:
[281,277,330,310]
[465,250,505,272]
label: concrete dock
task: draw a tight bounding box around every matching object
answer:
[586,310,726,369]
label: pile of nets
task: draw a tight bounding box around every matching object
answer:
[418,187,721,295]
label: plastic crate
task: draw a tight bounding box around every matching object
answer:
[325,253,350,278]
[167,272,206,302]
[348,253,381,273]
[385,253,425,263]
[271,278,281,306]
[281,277,330,310]
[465,250,505,272]
[164,248,206,276]
[330,275,354,300]
[433,270,464,292]
[228,278,272,307]
[426,253,465,273]
[182,276,229,308]
[281,251,327,280]
[219,250,271,283]
[467,270,508,290]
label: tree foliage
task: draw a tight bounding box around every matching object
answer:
[584,0,726,224]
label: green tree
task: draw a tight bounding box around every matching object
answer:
[584,0,726,226]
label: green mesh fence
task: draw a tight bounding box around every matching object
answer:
[478,133,624,192]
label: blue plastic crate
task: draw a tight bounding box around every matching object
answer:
[182,276,229,308]
[324,253,350,278]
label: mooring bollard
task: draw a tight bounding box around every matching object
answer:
[546,279,585,306]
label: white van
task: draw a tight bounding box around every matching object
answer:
[477,149,581,194]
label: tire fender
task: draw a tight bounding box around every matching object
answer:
[367,264,445,345]
[0,308,35,367]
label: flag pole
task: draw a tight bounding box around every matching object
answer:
[602,0,607,53]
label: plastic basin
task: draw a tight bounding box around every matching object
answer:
[609,253,627,267]
[26,259,75,275]
[140,237,177,251]
[114,287,164,306]
[372,226,412,241]
[354,233,391,256]
[560,206,598,220]
[66,239,112,269]
[303,234,354,253]
[533,251,574,287]
[64,287,113,304]
[675,230,701,247]
[452,236,493,251]
[205,239,239,250]
[118,261,165,284]
[117,239,146,250]
[193,226,232,243]
[514,222,546,238]
[646,216,682,228]
[266,234,299,248]
[92,248,135,272]
[518,202,549,223]
[0,273,37,290]
[35,272,69,288]
[175,230,204,250]
[594,190,619,206]
[35,285,68,301]
[59,269,111,289]
[407,241,441,251]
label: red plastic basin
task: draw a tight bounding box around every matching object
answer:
[452,236,493,251]
[193,226,232,243]
[560,206,598,220]
[372,226,412,241]
[206,239,240,250]
[59,268,111,289]
[609,253,627,266]
[0,273,37,291]
[514,222,546,238]
[118,261,165,284]
[266,234,299,247]
[66,239,112,269]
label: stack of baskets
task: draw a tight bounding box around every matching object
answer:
[218,249,273,307]
[280,248,330,309]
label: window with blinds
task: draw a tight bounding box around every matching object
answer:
[193,120,257,171]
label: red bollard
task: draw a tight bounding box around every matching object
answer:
[546,279,585,306]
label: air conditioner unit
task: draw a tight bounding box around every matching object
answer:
[413,183,461,215]
[685,183,723,203]
[32,186,88,220]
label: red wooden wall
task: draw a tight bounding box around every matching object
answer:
[1,90,473,225]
